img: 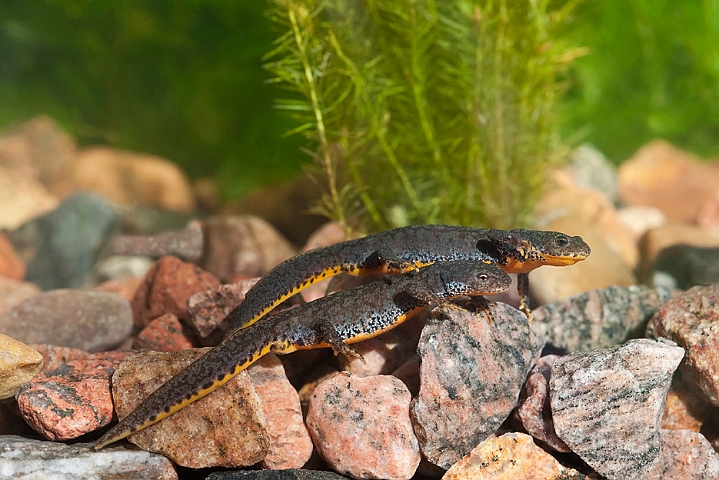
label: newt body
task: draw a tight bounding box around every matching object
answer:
[225,225,590,332]
[94,260,511,449]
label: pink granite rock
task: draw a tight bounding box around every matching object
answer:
[200,215,296,282]
[306,371,421,480]
[662,375,713,432]
[111,220,204,262]
[0,289,133,352]
[410,302,543,469]
[247,354,313,470]
[646,283,719,406]
[112,348,269,468]
[132,313,197,352]
[0,277,40,317]
[550,339,684,480]
[30,344,89,371]
[512,355,570,453]
[647,429,719,479]
[16,351,135,440]
[131,255,221,329]
[443,432,585,480]
[0,231,25,280]
[186,278,258,343]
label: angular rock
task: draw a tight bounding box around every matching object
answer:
[662,375,713,431]
[111,219,203,262]
[647,429,719,479]
[14,192,119,290]
[247,354,313,470]
[186,278,258,342]
[0,164,59,230]
[0,230,25,280]
[0,289,133,352]
[647,283,719,406]
[0,435,177,479]
[307,371,421,480]
[410,302,544,469]
[533,285,672,353]
[0,334,43,399]
[205,469,350,480]
[132,313,197,352]
[512,355,570,452]
[0,277,40,316]
[30,344,89,371]
[200,215,296,282]
[550,339,684,480]
[131,255,220,329]
[112,348,269,468]
[651,244,719,290]
[16,351,135,440]
[443,432,585,480]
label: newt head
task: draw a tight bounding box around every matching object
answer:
[437,261,512,297]
[485,229,591,274]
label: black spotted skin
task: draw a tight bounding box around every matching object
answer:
[94,260,512,449]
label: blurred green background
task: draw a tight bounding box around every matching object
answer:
[1,0,718,201]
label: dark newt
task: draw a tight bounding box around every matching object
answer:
[94,260,511,449]
[224,225,590,331]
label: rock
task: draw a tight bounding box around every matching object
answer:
[0,231,25,280]
[93,256,154,284]
[16,351,135,440]
[662,375,713,431]
[616,206,667,243]
[651,244,719,289]
[392,356,420,397]
[550,339,684,480]
[0,277,40,316]
[529,217,636,305]
[132,313,197,352]
[0,435,177,479]
[410,302,544,469]
[0,165,60,230]
[512,355,570,452]
[618,140,719,223]
[646,284,719,406]
[186,278,258,343]
[647,429,719,479]
[54,146,196,212]
[201,215,296,282]
[131,255,221,329]
[94,276,144,303]
[306,371,421,480]
[247,354,313,470]
[442,432,585,480]
[0,334,43,399]
[112,348,269,468]
[533,285,672,353]
[9,192,119,290]
[110,220,203,262]
[30,344,89,371]
[205,470,350,480]
[0,289,132,352]
[567,144,618,203]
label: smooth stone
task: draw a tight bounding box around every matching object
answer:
[651,244,719,289]
[0,435,177,479]
[0,334,43,399]
[550,339,684,480]
[132,313,197,352]
[247,354,313,470]
[0,231,25,280]
[442,432,585,480]
[131,255,220,329]
[0,277,40,316]
[410,302,543,469]
[647,429,719,479]
[200,215,296,282]
[16,351,135,440]
[186,278,258,343]
[0,165,59,230]
[111,348,269,468]
[646,283,719,406]
[0,289,132,352]
[110,219,203,262]
[533,285,672,353]
[205,469,351,480]
[306,371,421,480]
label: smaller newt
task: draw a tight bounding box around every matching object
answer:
[94,260,511,450]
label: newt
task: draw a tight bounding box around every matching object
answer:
[94,260,512,449]
[224,225,590,331]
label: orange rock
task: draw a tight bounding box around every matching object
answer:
[132,313,197,352]
[662,376,713,432]
[0,232,24,280]
[95,277,144,303]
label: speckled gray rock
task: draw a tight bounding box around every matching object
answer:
[550,339,684,480]
[646,283,719,406]
[647,429,719,479]
[9,192,118,290]
[410,301,544,469]
[110,219,203,262]
[533,285,672,353]
[0,289,132,352]
[205,470,350,480]
[568,144,618,203]
[0,435,177,479]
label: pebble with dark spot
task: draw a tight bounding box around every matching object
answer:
[0,289,133,352]
[186,278,258,343]
[410,301,544,469]
[306,371,421,480]
[533,284,672,353]
[550,339,684,480]
[132,313,197,352]
[110,219,204,262]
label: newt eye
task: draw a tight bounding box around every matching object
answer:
[477,274,489,281]
[554,235,570,248]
